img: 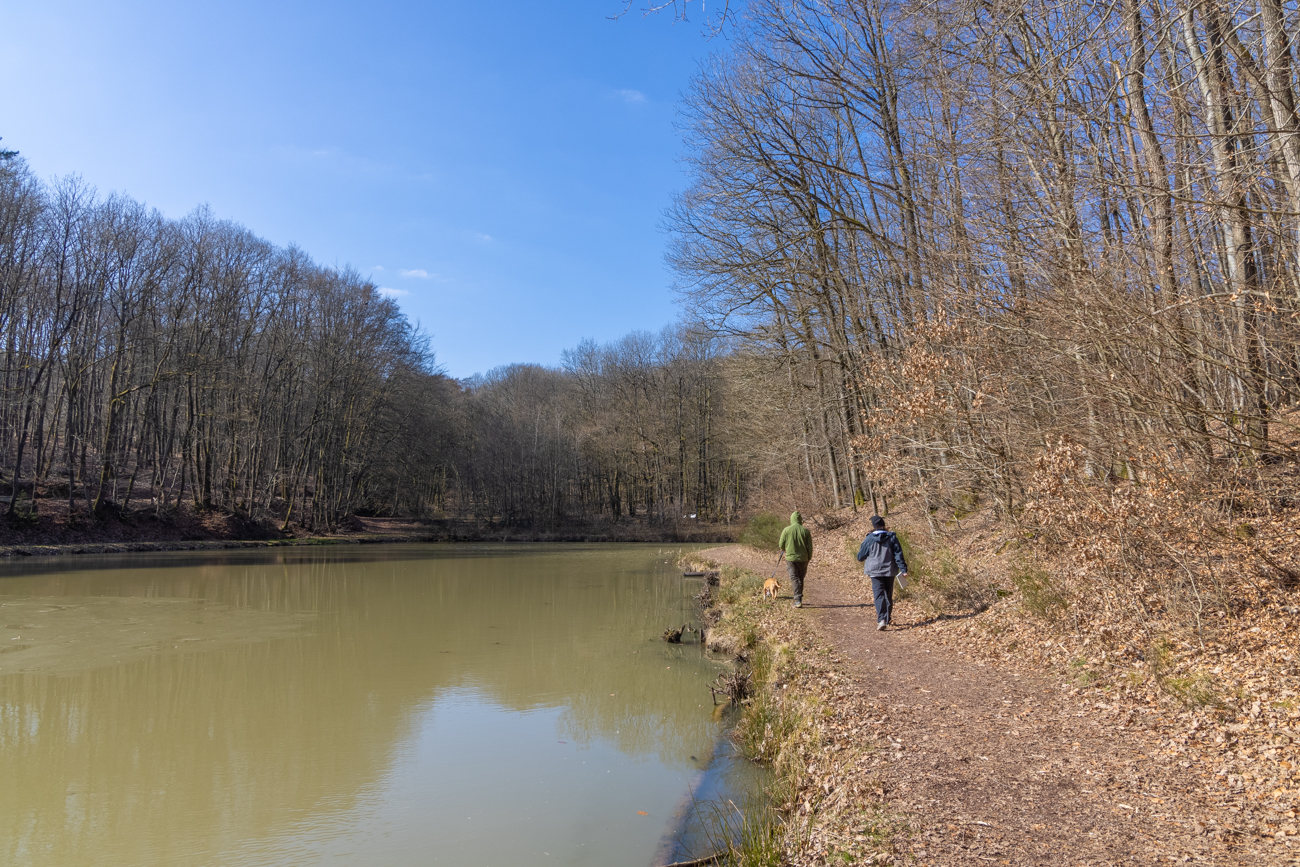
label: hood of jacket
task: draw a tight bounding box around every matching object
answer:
[790,511,803,525]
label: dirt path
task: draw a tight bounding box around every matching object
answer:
[705,546,1291,866]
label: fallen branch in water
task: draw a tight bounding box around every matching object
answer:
[708,667,751,705]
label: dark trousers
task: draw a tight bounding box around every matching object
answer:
[786,559,808,603]
[870,575,894,623]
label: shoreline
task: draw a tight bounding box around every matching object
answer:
[0,534,432,560]
[0,521,739,559]
[682,546,867,865]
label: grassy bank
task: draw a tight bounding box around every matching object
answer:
[682,552,902,866]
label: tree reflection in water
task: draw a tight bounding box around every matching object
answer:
[0,544,742,866]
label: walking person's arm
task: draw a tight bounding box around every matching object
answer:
[892,534,908,576]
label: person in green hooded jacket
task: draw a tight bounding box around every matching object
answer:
[777,511,813,608]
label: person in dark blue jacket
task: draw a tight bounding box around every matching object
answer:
[856,515,908,631]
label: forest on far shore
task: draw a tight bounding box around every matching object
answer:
[0,153,836,537]
[0,157,792,534]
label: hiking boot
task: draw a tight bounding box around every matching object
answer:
[877,620,886,631]
[793,600,802,608]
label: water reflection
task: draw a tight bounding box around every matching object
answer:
[0,544,737,866]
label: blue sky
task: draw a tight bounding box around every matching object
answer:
[0,0,727,378]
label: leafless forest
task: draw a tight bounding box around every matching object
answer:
[6,0,1300,576]
[0,158,755,533]
[668,0,1300,618]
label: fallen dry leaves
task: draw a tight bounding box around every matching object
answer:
[696,504,1300,866]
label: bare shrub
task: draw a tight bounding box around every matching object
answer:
[1010,557,1069,623]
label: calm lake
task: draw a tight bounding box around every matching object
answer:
[0,543,762,866]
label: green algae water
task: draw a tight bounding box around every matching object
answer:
[0,544,762,866]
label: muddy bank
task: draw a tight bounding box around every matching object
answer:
[0,534,437,559]
[0,512,739,559]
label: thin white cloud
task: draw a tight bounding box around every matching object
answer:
[472,233,494,243]
[618,89,646,104]
[400,268,431,278]
[373,265,386,272]
[377,287,409,298]
[274,144,392,175]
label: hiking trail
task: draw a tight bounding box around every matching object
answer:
[703,544,1288,866]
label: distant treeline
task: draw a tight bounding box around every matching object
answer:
[0,160,778,531]
[457,331,754,526]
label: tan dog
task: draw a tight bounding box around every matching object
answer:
[762,577,781,600]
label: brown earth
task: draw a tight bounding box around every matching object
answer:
[0,502,739,557]
[699,542,1298,866]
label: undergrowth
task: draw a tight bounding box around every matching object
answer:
[695,795,787,867]
[1009,556,1068,621]
[893,529,998,615]
[733,643,800,764]
[739,512,784,552]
